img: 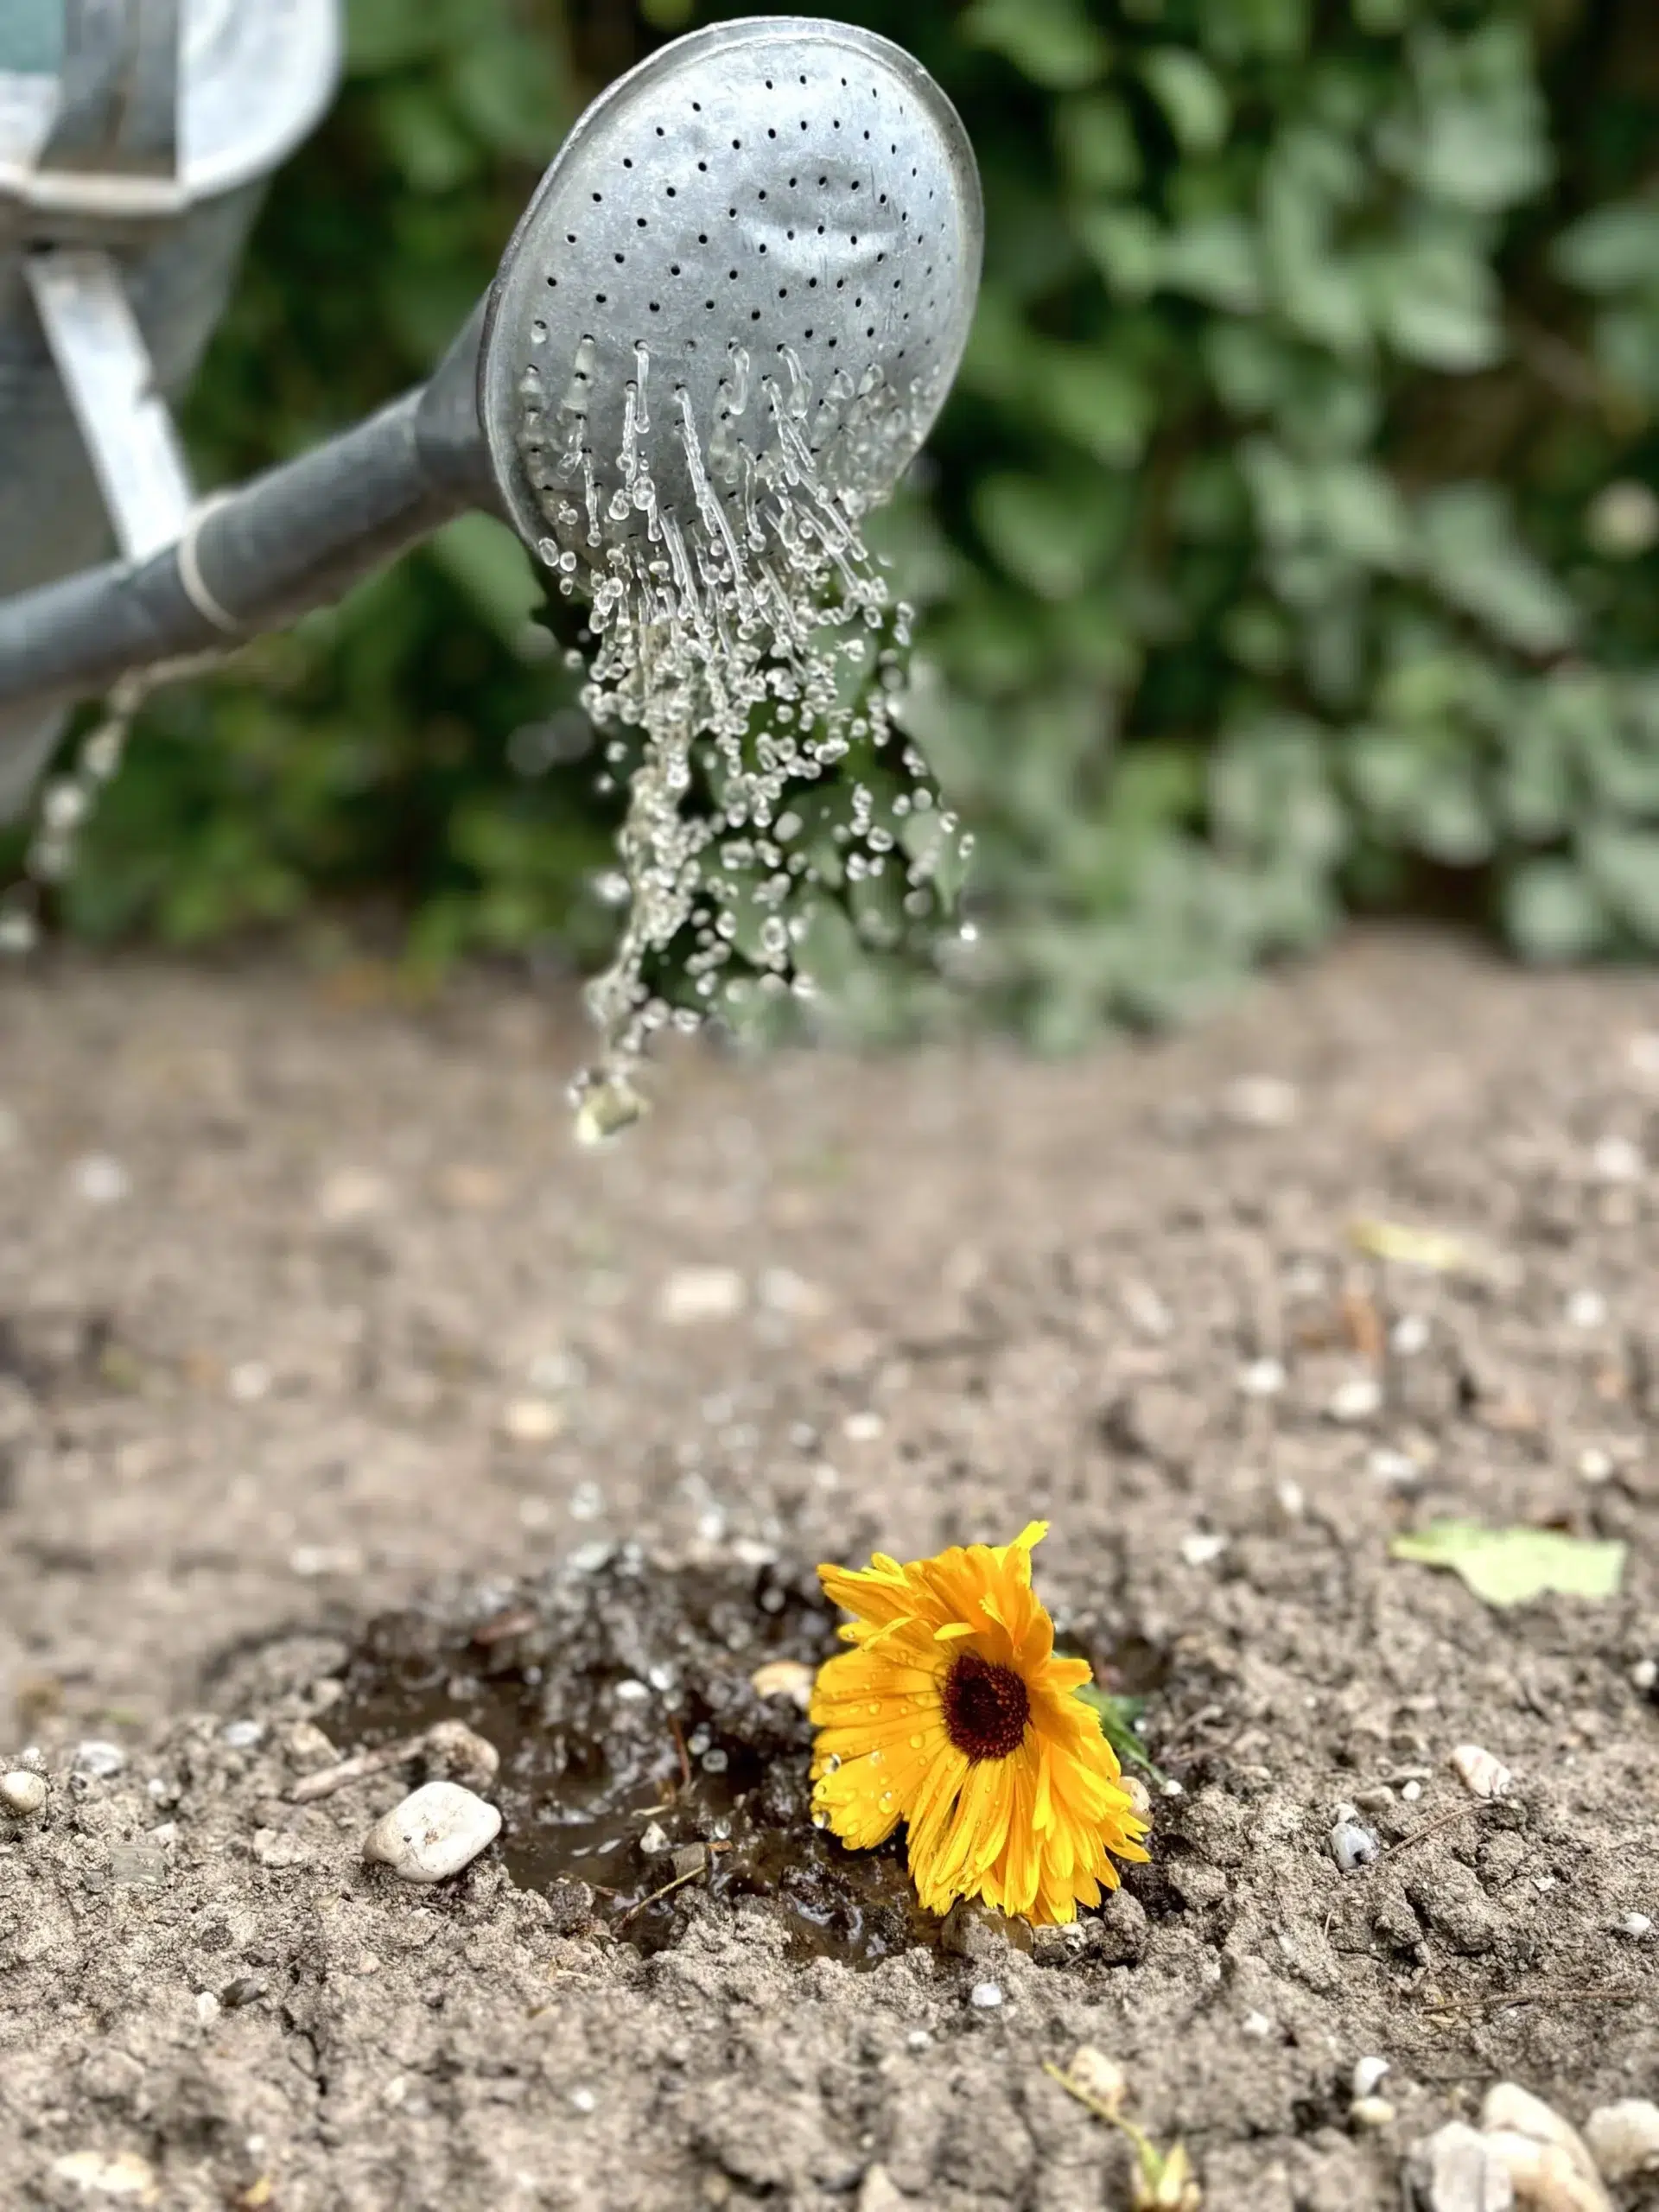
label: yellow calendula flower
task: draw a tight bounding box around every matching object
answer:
[809,1522,1151,1925]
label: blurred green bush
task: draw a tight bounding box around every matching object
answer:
[18,0,1659,1033]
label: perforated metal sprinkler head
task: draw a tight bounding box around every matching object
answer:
[479,16,982,599]
[0,17,982,806]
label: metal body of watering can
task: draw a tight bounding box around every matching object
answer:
[0,0,340,812]
[0,13,983,827]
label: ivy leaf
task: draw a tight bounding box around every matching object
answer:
[1389,1522,1627,1608]
[963,0,1110,90]
[1141,49,1230,154]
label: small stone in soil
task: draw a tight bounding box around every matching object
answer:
[362,1781,501,1884]
[968,1980,1003,2009]
[1330,1818,1380,1873]
[1,1769,48,1816]
[1584,2101,1659,2184]
[1405,2120,1512,2212]
[73,1738,124,1778]
[423,1719,500,1790]
[1353,2056,1391,2099]
[1450,1744,1513,1799]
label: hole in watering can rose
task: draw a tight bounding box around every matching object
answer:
[327,1553,938,1964]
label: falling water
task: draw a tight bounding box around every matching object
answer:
[526,338,969,1143]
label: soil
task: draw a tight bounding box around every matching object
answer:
[1,930,1656,2212]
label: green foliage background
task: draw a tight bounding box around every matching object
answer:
[17,0,1659,1034]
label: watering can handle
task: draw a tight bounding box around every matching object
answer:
[0,304,496,727]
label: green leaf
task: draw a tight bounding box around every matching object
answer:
[1313,461,1414,572]
[1076,1684,1168,1783]
[1416,486,1577,654]
[974,473,1122,600]
[1140,49,1230,155]
[1554,200,1659,296]
[1160,215,1262,313]
[963,0,1110,90]
[1389,1522,1626,1608]
[1074,205,1163,300]
[1053,93,1142,197]
[1503,861,1608,964]
[1582,826,1659,944]
[1035,345,1154,467]
[1373,237,1503,372]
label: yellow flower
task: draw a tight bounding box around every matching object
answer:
[809,1522,1151,1925]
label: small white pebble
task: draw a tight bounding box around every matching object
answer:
[1615,1911,1652,1939]
[1238,1357,1286,1399]
[1567,1287,1608,1330]
[1160,1778,1184,1800]
[1274,1478,1305,1521]
[906,2028,932,2050]
[613,1678,651,1704]
[969,1981,1003,2010]
[843,1410,885,1443]
[227,1359,272,1403]
[1328,1375,1382,1424]
[1584,2099,1659,2184]
[195,1992,220,2026]
[1535,1875,1557,1893]
[639,1821,670,1857]
[289,1544,362,1578]
[1,1770,48,1816]
[1223,1075,1300,1129]
[1577,1447,1615,1485]
[1591,1135,1643,1184]
[50,2151,159,2196]
[1179,1530,1229,1567]
[220,1719,264,1751]
[499,1395,563,1444]
[1630,1658,1656,1694]
[749,1658,814,1711]
[73,1739,125,1779]
[362,1782,501,1885]
[757,1268,826,1317]
[1368,1446,1421,1489]
[657,1266,746,1326]
[569,2088,597,2115]
[1450,1744,1513,1800]
[70,1153,130,1205]
[1352,2056,1391,2100]
[1330,1819,1380,1873]
[1401,1780,1423,1802]
[1390,1313,1431,1357]
[1067,2047,1126,2106]
[1350,2096,1395,2130]
[1240,2010,1273,2039]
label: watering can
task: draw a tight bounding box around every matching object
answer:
[0,0,340,815]
[0,5,982,829]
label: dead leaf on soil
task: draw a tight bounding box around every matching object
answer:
[1389,1520,1626,1608]
[1349,1217,1471,1272]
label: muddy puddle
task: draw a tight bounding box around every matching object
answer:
[330,1547,939,1963]
[327,1547,1177,1966]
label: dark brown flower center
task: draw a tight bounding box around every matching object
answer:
[942,1651,1030,1764]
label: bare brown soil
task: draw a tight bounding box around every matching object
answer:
[1,932,1656,2210]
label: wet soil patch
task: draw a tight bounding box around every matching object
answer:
[329,1547,944,1962]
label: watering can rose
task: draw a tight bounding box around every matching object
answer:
[809,1522,1150,1925]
